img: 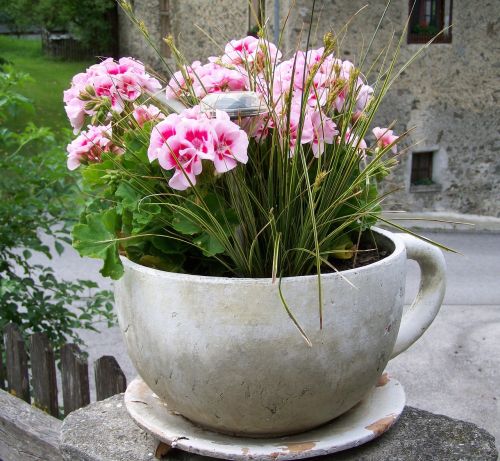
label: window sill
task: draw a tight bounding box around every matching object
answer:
[410,184,442,193]
[407,37,452,45]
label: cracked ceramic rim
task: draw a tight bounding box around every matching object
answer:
[125,374,406,460]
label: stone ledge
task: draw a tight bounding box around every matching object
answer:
[60,393,498,461]
[380,212,500,233]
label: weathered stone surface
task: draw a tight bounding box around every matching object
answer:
[60,394,157,461]
[60,393,498,461]
[0,389,63,461]
[329,406,499,461]
[118,0,248,73]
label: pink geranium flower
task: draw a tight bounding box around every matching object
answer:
[147,106,249,190]
[66,124,121,170]
[211,111,249,173]
[372,127,398,153]
[223,36,259,65]
[148,109,215,190]
[345,128,368,154]
[99,57,161,95]
[276,102,314,156]
[272,48,334,111]
[356,84,374,113]
[240,114,273,141]
[157,136,204,190]
[200,65,247,96]
[310,111,338,157]
[147,113,181,161]
[64,97,87,134]
[133,104,165,127]
[182,105,205,120]
[176,118,216,160]
[64,57,161,132]
[155,118,214,191]
[222,36,281,67]
[165,61,202,99]
[166,62,247,99]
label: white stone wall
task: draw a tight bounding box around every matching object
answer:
[284,0,500,216]
[118,0,248,77]
[118,0,164,70]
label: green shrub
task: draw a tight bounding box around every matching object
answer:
[0,64,115,349]
[0,0,115,52]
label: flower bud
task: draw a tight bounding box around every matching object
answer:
[323,32,336,54]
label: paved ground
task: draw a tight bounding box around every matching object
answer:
[31,231,500,448]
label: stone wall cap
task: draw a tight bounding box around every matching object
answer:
[380,212,500,233]
[60,393,498,461]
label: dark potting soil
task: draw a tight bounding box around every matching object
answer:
[134,234,392,278]
[328,240,391,272]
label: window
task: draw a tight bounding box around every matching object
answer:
[408,0,452,44]
[160,0,171,58]
[411,151,434,186]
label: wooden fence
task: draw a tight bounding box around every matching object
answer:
[41,30,94,61]
[0,322,127,418]
[40,3,118,61]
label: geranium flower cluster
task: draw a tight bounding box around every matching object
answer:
[63,38,399,191]
[265,48,374,155]
[64,57,161,133]
[66,124,122,170]
[148,106,248,190]
[164,36,396,162]
[166,36,281,100]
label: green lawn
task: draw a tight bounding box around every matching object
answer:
[0,36,94,134]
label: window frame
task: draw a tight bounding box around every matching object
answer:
[410,151,434,186]
[407,0,453,44]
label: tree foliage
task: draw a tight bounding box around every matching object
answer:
[0,63,115,349]
[0,0,115,51]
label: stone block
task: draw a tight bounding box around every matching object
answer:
[60,393,498,461]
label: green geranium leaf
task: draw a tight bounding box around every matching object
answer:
[360,183,382,230]
[81,159,116,188]
[115,180,162,233]
[72,209,123,279]
[54,240,65,256]
[330,234,355,260]
[151,236,187,254]
[115,181,141,216]
[172,209,202,235]
[194,232,225,257]
[116,181,140,206]
[132,202,161,234]
[138,254,184,272]
[123,131,149,165]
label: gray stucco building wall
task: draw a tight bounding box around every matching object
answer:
[118,1,248,73]
[118,1,500,217]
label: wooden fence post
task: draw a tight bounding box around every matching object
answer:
[3,323,30,402]
[94,355,127,401]
[61,343,90,416]
[30,333,59,417]
[0,336,5,390]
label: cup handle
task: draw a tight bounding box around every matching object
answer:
[390,233,447,359]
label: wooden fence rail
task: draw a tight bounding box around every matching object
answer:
[0,323,127,418]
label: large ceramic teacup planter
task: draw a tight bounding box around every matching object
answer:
[115,228,446,437]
